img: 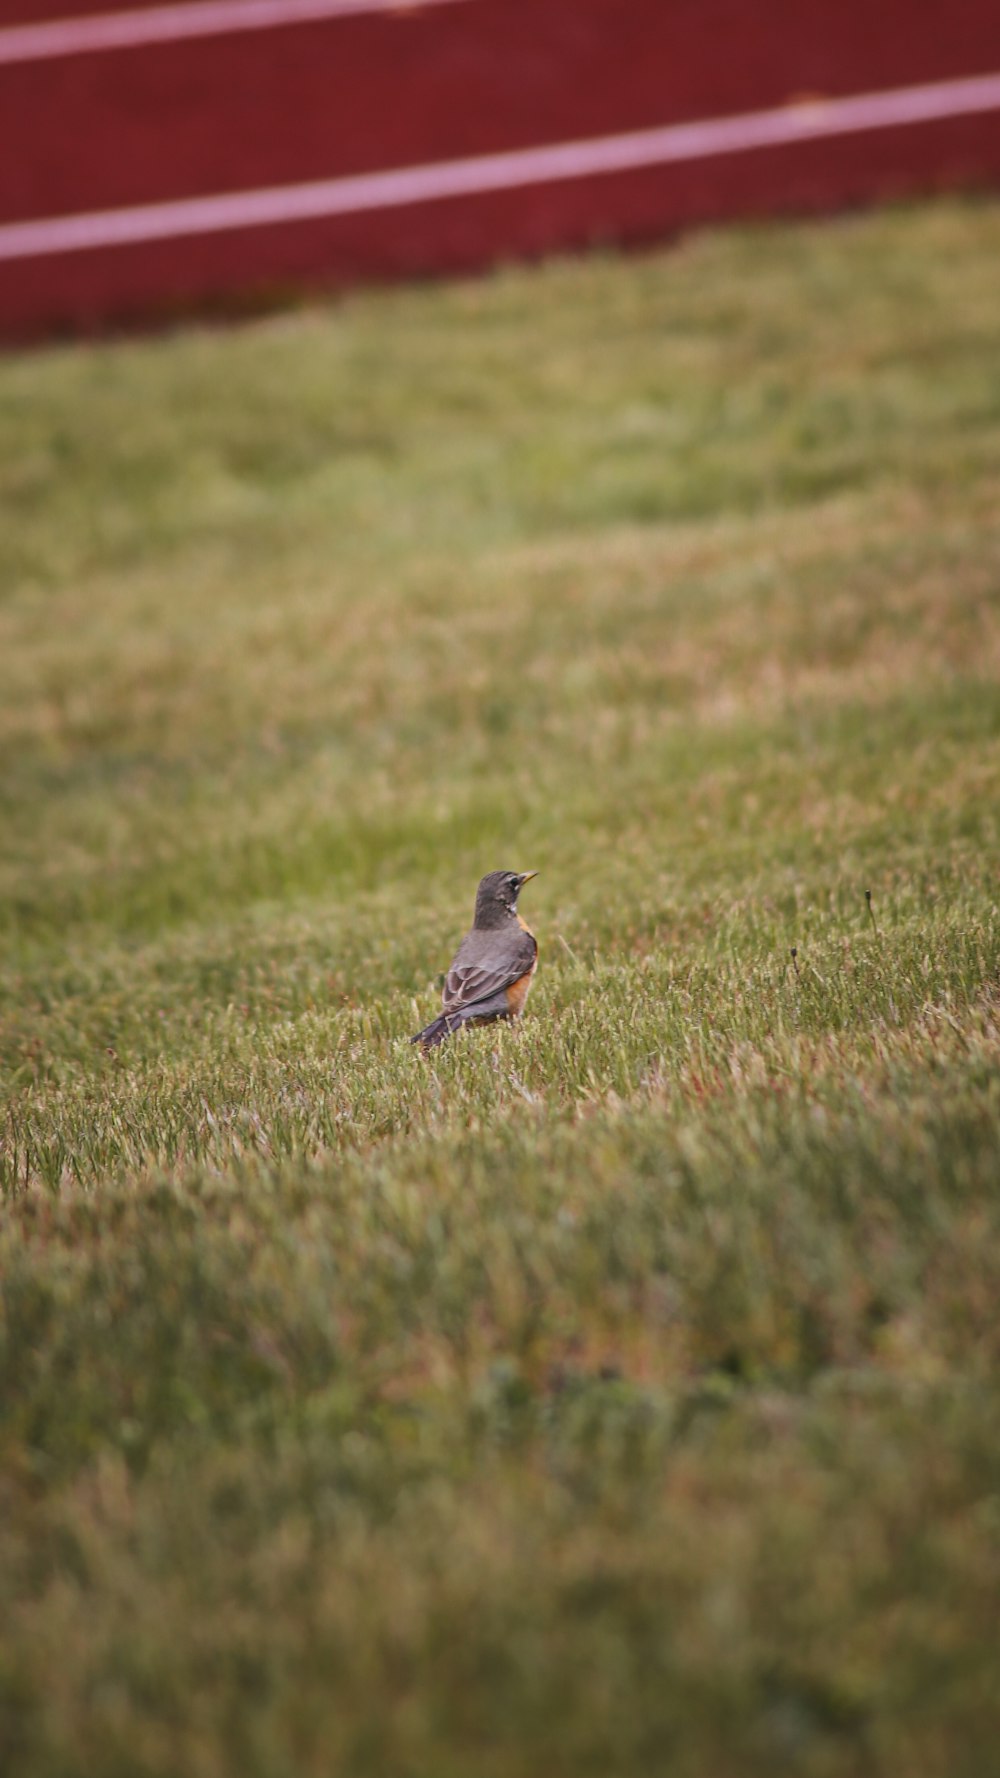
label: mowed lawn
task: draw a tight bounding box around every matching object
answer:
[2,199,1000,1777]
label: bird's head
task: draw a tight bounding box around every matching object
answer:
[474,869,538,927]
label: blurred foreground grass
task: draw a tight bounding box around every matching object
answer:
[2,200,1000,1777]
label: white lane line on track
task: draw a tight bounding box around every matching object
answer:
[0,0,469,66]
[2,71,999,263]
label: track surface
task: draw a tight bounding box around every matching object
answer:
[5,0,1000,335]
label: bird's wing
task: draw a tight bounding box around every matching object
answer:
[442,929,537,1015]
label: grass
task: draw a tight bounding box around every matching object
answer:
[2,197,1000,1777]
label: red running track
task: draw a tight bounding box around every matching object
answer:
[4,0,1000,338]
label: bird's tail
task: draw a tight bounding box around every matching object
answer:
[410,1011,460,1049]
[412,989,513,1049]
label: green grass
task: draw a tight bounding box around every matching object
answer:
[3,197,1000,1777]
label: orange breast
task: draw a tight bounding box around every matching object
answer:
[505,961,537,1017]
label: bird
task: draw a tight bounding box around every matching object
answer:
[411,869,539,1050]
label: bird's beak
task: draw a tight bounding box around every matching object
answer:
[518,871,539,886]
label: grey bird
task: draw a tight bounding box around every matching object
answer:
[411,869,539,1049]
